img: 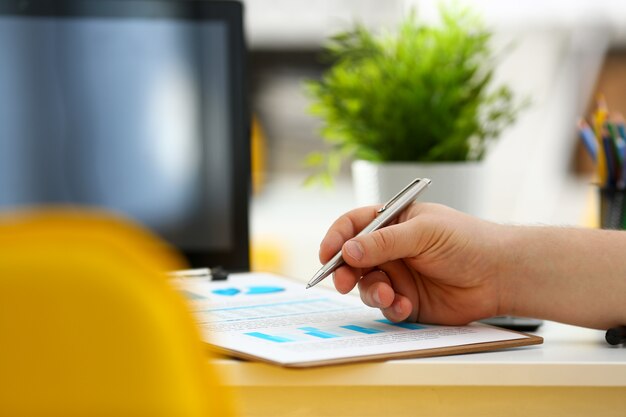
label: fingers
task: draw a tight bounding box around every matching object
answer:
[332,265,362,294]
[359,260,420,322]
[319,203,438,320]
[319,206,381,263]
[321,202,450,265]
[381,295,413,323]
[358,270,415,322]
[342,219,421,268]
[357,270,395,308]
[319,207,380,295]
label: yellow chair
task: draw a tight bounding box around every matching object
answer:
[0,209,233,417]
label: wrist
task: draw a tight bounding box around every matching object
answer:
[490,224,626,329]
[493,224,530,318]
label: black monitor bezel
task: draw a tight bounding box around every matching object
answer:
[0,0,251,271]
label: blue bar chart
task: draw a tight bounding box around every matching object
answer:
[183,285,287,299]
[299,327,340,339]
[210,286,285,297]
[245,332,293,343]
[340,324,384,335]
[243,319,428,343]
[246,286,285,295]
[376,319,426,330]
[212,288,241,296]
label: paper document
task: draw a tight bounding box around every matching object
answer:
[174,273,542,367]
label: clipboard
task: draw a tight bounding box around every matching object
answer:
[173,272,543,368]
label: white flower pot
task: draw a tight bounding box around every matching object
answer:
[351,159,486,217]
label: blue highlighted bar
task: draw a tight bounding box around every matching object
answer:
[245,332,292,343]
[341,325,384,335]
[246,286,285,295]
[376,319,426,330]
[299,327,339,339]
[212,288,241,296]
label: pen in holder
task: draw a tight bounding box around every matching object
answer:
[599,187,626,230]
[576,96,626,231]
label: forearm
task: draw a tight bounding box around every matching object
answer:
[498,225,626,329]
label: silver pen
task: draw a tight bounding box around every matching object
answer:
[306,177,431,289]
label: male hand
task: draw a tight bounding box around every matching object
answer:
[319,203,506,325]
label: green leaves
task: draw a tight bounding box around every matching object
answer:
[304,4,524,185]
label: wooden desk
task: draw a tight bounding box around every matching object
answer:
[213,321,626,417]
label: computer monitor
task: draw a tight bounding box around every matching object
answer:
[0,0,250,271]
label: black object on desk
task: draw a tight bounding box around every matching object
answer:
[169,266,230,282]
[606,326,626,345]
[480,316,543,332]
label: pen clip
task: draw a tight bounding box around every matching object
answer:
[377,178,423,213]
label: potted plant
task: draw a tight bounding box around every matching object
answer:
[304,5,524,215]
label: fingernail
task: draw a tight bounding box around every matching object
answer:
[344,240,363,261]
[394,302,404,315]
[372,290,381,305]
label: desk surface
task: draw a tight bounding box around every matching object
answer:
[213,321,626,387]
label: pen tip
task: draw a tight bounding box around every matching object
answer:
[305,284,311,289]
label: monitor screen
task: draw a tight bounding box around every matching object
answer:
[0,0,249,270]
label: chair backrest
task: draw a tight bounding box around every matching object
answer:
[0,209,233,417]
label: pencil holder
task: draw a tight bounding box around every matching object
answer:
[599,188,626,230]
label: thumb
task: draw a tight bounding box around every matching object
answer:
[342,222,420,268]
